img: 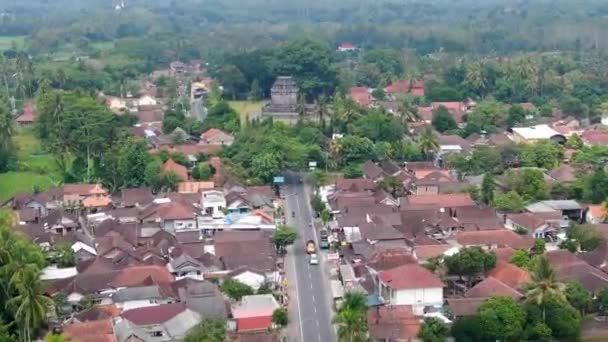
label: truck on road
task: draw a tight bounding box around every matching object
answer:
[306,240,316,254]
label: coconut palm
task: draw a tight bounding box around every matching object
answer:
[332,291,369,342]
[465,60,487,95]
[525,256,566,322]
[397,97,419,125]
[418,126,439,160]
[8,265,53,342]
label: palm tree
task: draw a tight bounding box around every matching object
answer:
[465,61,487,95]
[525,256,566,322]
[332,291,368,342]
[397,97,418,125]
[418,126,439,160]
[8,266,53,342]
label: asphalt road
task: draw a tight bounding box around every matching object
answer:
[284,182,335,342]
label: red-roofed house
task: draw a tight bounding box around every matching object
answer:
[582,130,608,146]
[63,318,117,342]
[487,261,530,290]
[200,128,234,146]
[162,159,188,181]
[378,264,444,314]
[16,102,35,127]
[431,102,468,124]
[349,87,374,107]
[111,265,174,288]
[121,303,201,339]
[232,294,281,332]
[384,80,425,97]
[456,229,535,250]
[587,205,606,224]
[405,193,474,209]
[338,43,358,52]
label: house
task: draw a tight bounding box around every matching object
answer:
[201,190,226,218]
[162,159,188,182]
[112,285,173,311]
[214,231,278,277]
[120,303,201,340]
[404,193,475,209]
[167,253,206,280]
[377,263,444,314]
[525,200,583,221]
[437,135,472,159]
[63,184,109,205]
[510,124,566,144]
[349,87,374,107]
[200,128,234,146]
[178,181,215,194]
[582,130,608,146]
[505,212,564,239]
[232,294,280,332]
[384,80,425,97]
[367,305,421,341]
[587,205,606,224]
[15,102,35,127]
[487,261,530,290]
[228,268,267,291]
[413,170,465,195]
[417,102,468,124]
[137,94,158,107]
[465,276,523,300]
[338,43,358,52]
[546,250,608,293]
[140,200,197,233]
[118,188,155,208]
[170,278,228,319]
[456,229,535,250]
[63,318,117,342]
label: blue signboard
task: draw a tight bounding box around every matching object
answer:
[273,176,285,184]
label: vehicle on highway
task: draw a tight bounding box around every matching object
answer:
[306,240,316,254]
[319,229,329,249]
[291,211,295,218]
[309,253,319,265]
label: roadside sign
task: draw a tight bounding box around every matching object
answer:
[273,176,285,184]
[327,252,339,261]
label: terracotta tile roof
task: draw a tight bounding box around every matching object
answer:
[417,106,434,121]
[111,265,174,288]
[367,305,420,341]
[63,184,108,196]
[162,159,188,181]
[156,201,196,221]
[493,247,516,262]
[335,178,375,192]
[582,130,608,146]
[546,250,608,293]
[178,181,215,193]
[16,102,35,123]
[123,303,186,325]
[63,318,116,342]
[200,128,234,144]
[456,229,535,250]
[413,244,452,261]
[487,261,530,289]
[349,87,373,107]
[384,80,425,96]
[339,43,356,49]
[75,304,120,322]
[466,276,523,299]
[237,316,273,332]
[82,195,112,208]
[588,205,605,221]
[367,248,416,271]
[506,213,549,231]
[406,193,474,208]
[378,264,443,289]
[447,297,486,317]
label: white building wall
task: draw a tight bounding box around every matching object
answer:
[392,287,443,315]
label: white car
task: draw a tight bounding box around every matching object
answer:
[309,253,319,265]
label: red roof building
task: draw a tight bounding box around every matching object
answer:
[349,87,374,107]
[406,193,474,209]
[162,159,188,181]
[384,80,425,97]
[232,294,280,332]
[487,261,530,290]
[16,102,35,126]
[378,264,444,290]
[338,43,358,52]
[123,303,186,325]
[200,128,234,146]
[582,130,608,146]
[456,229,535,250]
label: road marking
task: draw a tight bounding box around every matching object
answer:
[287,193,305,342]
[314,306,317,314]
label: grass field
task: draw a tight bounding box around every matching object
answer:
[0,36,26,51]
[0,129,59,201]
[228,100,263,124]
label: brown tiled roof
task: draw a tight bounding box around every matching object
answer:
[63,184,108,196]
[367,248,416,272]
[494,247,516,262]
[413,244,452,261]
[178,181,215,193]
[349,87,374,107]
[367,305,420,341]
[163,159,188,181]
[406,193,474,208]
[75,304,120,322]
[82,195,112,208]
[63,318,116,342]
[359,222,404,242]
[447,297,487,317]
[506,213,548,231]
[335,178,375,192]
[110,265,174,287]
[466,276,523,299]
[123,303,187,325]
[582,130,608,146]
[362,161,385,180]
[546,250,608,293]
[378,264,443,289]
[487,261,530,289]
[456,229,535,250]
[120,187,154,207]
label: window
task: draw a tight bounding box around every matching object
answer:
[151,331,163,337]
